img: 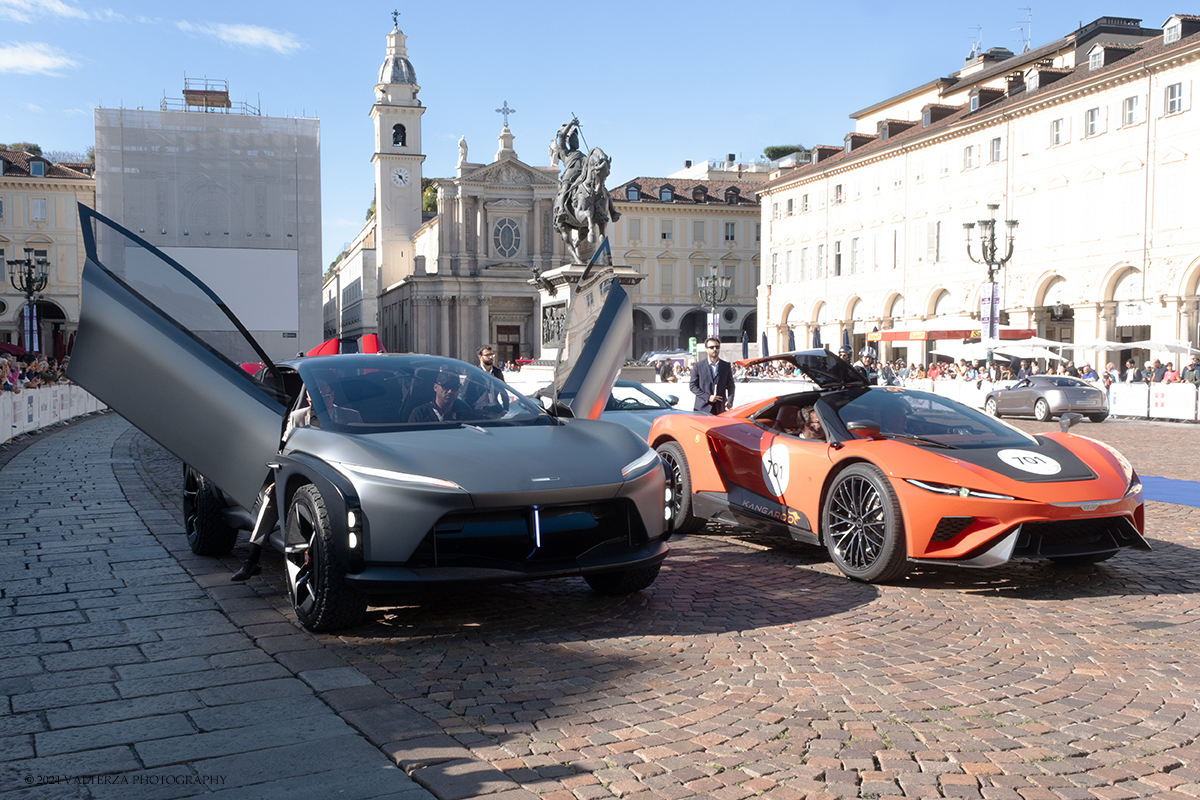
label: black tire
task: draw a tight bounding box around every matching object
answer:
[1050,551,1117,567]
[1034,399,1052,422]
[284,484,367,632]
[1087,413,1109,423]
[183,467,239,556]
[984,398,1000,418]
[822,463,909,583]
[584,564,661,595]
[655,441,705,534]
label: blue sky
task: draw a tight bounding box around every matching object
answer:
[2,0,1181,267]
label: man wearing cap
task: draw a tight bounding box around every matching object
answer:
[1183,354,1200,386]
[409,372,476,423]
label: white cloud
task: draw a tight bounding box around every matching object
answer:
[0,42,78,74]
[0,0,89,22]
[63,107,90,116]
[175,21,304,55]
[26,103,44,112]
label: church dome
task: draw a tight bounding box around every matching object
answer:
[378,54,416,86]
[378,26,417,86]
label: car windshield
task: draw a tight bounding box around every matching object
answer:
[825,388,1035,449]
[607,382,671,411]
[296,355,550,433]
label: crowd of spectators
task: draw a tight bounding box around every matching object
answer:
[1,353,71,393]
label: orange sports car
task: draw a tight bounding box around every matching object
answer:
[648,349,1148,582]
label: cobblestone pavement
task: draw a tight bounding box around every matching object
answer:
[4,414,1200,800]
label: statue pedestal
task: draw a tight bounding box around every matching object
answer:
[532,263,645,364]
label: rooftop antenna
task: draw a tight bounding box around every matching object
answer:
[1017,8,1032,52]
[968,25,982,58]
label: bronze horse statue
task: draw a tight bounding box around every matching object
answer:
[553,120,621,264]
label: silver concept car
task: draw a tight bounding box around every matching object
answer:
[67,207,670,630]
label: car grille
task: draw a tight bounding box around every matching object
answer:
[406,500,641,569]
[930,516,974,543]
[1012,516,1142,558]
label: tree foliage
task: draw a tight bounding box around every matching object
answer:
[763,145,807,161]
[5,142,43,155]
[365,194,376,221]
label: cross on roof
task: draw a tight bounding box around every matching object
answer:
[392,9,399,28]
[496,101,516,127]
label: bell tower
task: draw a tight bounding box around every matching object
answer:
[371,15,425,288]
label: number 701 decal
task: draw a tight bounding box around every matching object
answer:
[997,449,1062,475]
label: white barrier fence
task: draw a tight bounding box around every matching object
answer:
[2,385,108,441]
[719,376,1199,422]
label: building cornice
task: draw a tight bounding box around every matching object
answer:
[760,36,1200,195]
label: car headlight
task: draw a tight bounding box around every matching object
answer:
[329,461,465,491]
[621,447,660,479]
[906,479,1014,500]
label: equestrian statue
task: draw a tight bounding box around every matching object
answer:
[551,117,620,265]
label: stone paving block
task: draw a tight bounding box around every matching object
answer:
[410,758,522,800]
[15,744,143,778]
[191,734,404,789]
[187,695,329,732]
[10,683,119,713]
[344,704,447,747]
[385,733,477,770]
[199,763,430,800]
[44,691,203,729]
[136,714,354,767]
[195,677,312,707]
[298,666,374,692]
[115,662,290,699]
[272,647,350,673]
[34,713,196,757]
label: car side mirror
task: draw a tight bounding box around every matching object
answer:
[846,420,884,439]
[1059,412,1083,433]
[665,395,679,406]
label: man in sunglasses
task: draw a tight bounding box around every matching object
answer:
[689,337,735,414]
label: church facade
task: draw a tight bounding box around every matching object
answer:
[326,22,570,364]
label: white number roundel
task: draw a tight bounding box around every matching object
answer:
[997,449,1062,476]
[761,443,790,496]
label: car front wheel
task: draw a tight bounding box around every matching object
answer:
[1087,413,1109,423]
[655,441,705,533]
[1034,399,1052,422]
[184,467,239,556]
[284,484,367,632]
[822,464,909,583]
[984,398,1000,417]
[584,564,661,595]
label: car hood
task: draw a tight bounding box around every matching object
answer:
[285,418,653,495]
[601,407,692,441]
[736,348,869,390]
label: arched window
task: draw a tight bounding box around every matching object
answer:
[392,124,406,147]
[626,186,639,201]
[725,189,740,205]
[692,187,706,202]
[660,188,672,202]
[933,290,954,317]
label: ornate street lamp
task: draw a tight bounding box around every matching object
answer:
[964,204,1018,366]
[696,265,732,341]
[7,247,50,353]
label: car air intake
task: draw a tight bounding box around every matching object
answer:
[1013,516,1146,558]
[930,516,974,543]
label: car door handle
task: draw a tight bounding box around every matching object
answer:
[266,462,281,470]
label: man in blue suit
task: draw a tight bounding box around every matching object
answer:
[689,337,735,414]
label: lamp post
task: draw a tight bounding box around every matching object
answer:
[7,247,50,353]
[696,264,732,341]
[964,204,1018,367]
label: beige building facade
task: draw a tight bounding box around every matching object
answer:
[0,150,95,356]
[607,174,762,356]
[759,15,1200,369]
